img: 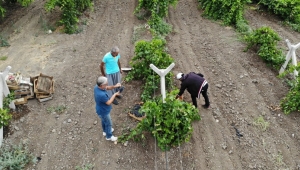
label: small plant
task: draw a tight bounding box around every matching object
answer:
[0,0,34,18]
[198,0,250,26]
[0,108,12,129]
[75,164,94,170]
[135,0,178,19]
[148,15,172,37]
[0,36,10,47]
[3,92,15,110]
[0,6,6,18]
[258,0,300,32]
[244,26,285,70]
[39,15,55,32]
[131,25,147,43]
[0,92,14,128]
[134,0,177,37]
[275,152,284,166]
[253,116,269,131]
[45,0,93,34]
[0,56,7,60]
[236,19,251,35]
[46,105,67,113]
[279,65,300,114]
[119,90,201,151]
[125,38,174,101]
[0,142,36,169]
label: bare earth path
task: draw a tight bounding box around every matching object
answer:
[0,0,300,169]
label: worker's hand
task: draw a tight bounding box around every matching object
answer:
[114,91,120,96]
[114,83,121,88]
[175,95,180,99]
[120,70,123,74]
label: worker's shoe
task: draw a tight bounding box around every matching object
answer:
[103,128,114,136]
[106,136,118,142]
[202,104,210,109]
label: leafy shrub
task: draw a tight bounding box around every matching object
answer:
[0,6,6,18]
[45,0,93,34]
[0,142,36,169]
[0,36,9,47]
[236,19,251,35]
[134,0,177,36]
[148,15,173,37]
[16,0,34,7]
[0,108,12,129]
[0,92,14,128]
[126,38,174,101]
[0,0,34,17]
[119,90,201,151]
[198,0,250,26]
[279,65,300,114]
[135,0,178,19]
[258,0,300,31]
[244,26,285,69]
[3,92,15,110]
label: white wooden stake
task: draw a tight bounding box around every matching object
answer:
[150,63,175,170]
[280,39,300,78]
[150,63,175,103]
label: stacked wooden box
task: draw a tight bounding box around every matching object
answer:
[31,73,54,102]
[6,74,33,105]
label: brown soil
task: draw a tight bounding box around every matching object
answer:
[1,0,300,169]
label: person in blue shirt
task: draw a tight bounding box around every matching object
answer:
[94,76,121,142]
[100,46,123,105]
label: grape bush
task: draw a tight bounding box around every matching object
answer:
[244,26,285,70]
[125,38,174,101]
[258,0,300,32]
[45,0,93,34]
[197,0,250,26]
[135,0,177,36]
[119,90,201,151]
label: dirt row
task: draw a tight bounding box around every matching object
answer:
[0,0,300,169]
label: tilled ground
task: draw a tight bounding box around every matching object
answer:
[0,0,300,169]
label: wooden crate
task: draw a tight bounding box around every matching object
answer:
[128,102,146,121]
[14,97,28,105]
[128,112,146,121]
[34,79,54,95]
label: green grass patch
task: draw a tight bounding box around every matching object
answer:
[253,116,269,131]
[0,56,7,60]
[46,105,67,114]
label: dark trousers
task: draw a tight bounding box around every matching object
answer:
[191,84,210,108]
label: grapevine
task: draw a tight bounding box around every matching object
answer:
[45,0,93,34]
[279,65,300,114]
[125,38,174,101]
[244,26,285,70]
[198,0,249,26]
[135,0,177,36]
[119,90,201,151]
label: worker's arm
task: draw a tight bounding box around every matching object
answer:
[105,91,120,105]
[118,60,123,74]
[100,62,106,77]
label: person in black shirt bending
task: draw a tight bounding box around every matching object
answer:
[176,72,210,108]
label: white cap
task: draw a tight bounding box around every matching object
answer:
[176,73,183,80]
